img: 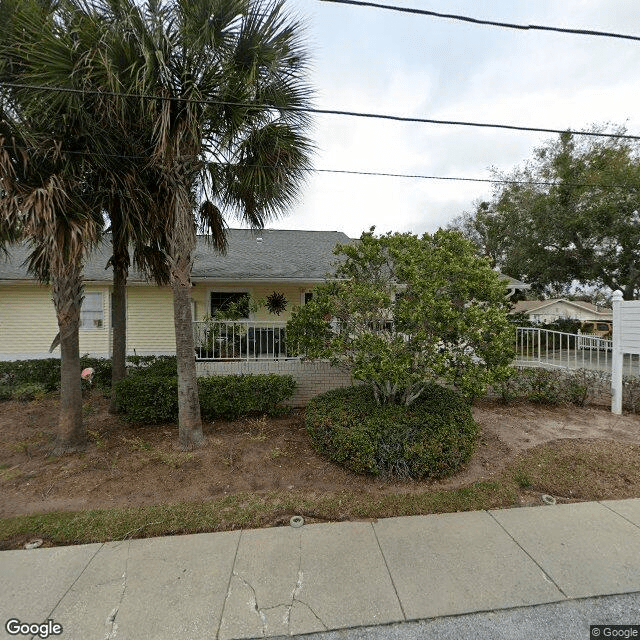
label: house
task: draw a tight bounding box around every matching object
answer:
[0,229,531,404]
[0,229,352,361]
[511,298,613,325]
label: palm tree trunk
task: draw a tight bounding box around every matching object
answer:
[171,263,204,450]
[110,259,128,412]
[50,267,85,454]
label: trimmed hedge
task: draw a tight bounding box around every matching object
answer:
[115,373,296,424]
[198,374,296,420]
[494,367,607,407]
[0,356,112,393]
[0,359,61,392]
[305,384,478,480]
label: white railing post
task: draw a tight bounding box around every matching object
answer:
[611,290,624,414]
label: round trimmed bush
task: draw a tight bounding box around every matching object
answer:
[305,384,478,479]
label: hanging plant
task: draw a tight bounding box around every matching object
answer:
[266,291,288,315]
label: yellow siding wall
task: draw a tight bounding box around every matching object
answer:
[126,285,176,355]
[0,283,110,359]
[1,280,315,359]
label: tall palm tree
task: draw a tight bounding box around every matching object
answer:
[97,0,314,449]
[0,101,103,453]
[0,0,121,451]
[2,0,170,415]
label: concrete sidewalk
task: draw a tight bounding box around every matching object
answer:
[1,499,640,640]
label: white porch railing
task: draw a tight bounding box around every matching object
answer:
[515,326,621,372]
[193,320,290,361]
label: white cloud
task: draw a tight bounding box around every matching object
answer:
[264,0,640,239]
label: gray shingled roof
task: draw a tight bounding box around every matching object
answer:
[0,229,353,282]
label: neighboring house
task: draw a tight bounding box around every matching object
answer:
[0,229,351,361]
[511,298,613,325]
[501,275,530,299]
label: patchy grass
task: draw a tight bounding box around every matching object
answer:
[507,440,640,501]
[0,481,518,549]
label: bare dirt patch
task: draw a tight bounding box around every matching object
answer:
[1,393,640,519]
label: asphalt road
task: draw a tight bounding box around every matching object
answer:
[284,592,640,640]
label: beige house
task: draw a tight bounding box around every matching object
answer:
[0,229,352,361]
[511,298,613,324]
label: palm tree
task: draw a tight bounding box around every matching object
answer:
[0,0,118,452]
[0,102,103,454]
[1,0,170,415]
[96,0,314,449]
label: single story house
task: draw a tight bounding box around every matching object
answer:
[511,298,613,325]
[0,229,530,404]
[0,229,353,361]
[0,228,530,361]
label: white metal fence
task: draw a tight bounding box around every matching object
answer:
[514,326,640,375]
[193,320,290,361]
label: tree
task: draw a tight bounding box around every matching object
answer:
[286,228,515,404]
[0,86,103,453]
[451,129,640,299]
[0,0,163,442]
[96,0,314,448]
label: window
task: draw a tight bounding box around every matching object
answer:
[304,292,314,305]
[210,291,250,319]
[81,292,104,329]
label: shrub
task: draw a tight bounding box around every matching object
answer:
[0,359,60,391]
[115,373,296,424]
[114,375,179,424]
[79,356,112,390]
[0,385,14,401]
[127,355,178,377]
[306,384,478,480]
[494,367,609,406]
[12,382,48,401]
[198,374,295,421]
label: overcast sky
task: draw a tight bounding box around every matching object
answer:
[252,0,640,239]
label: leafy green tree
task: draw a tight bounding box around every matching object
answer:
[286,228,515,404]
[451,129,640,299]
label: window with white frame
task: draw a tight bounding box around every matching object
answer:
[81,292,104,329]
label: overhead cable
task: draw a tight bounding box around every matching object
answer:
[319,0,640,43]
[3,143,638,190]
[2,81,639,141]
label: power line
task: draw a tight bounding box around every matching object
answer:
[318,0,640,43]
[2,81,639,141]
[3,143,638,190]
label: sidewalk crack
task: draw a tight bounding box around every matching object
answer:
[291,598,327,631]
[487,511,567,598]
[371,522,406,620]
[233,573,267,636]
[104,539,131,640]
[286,531,304,634]
[216,530,243,640]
